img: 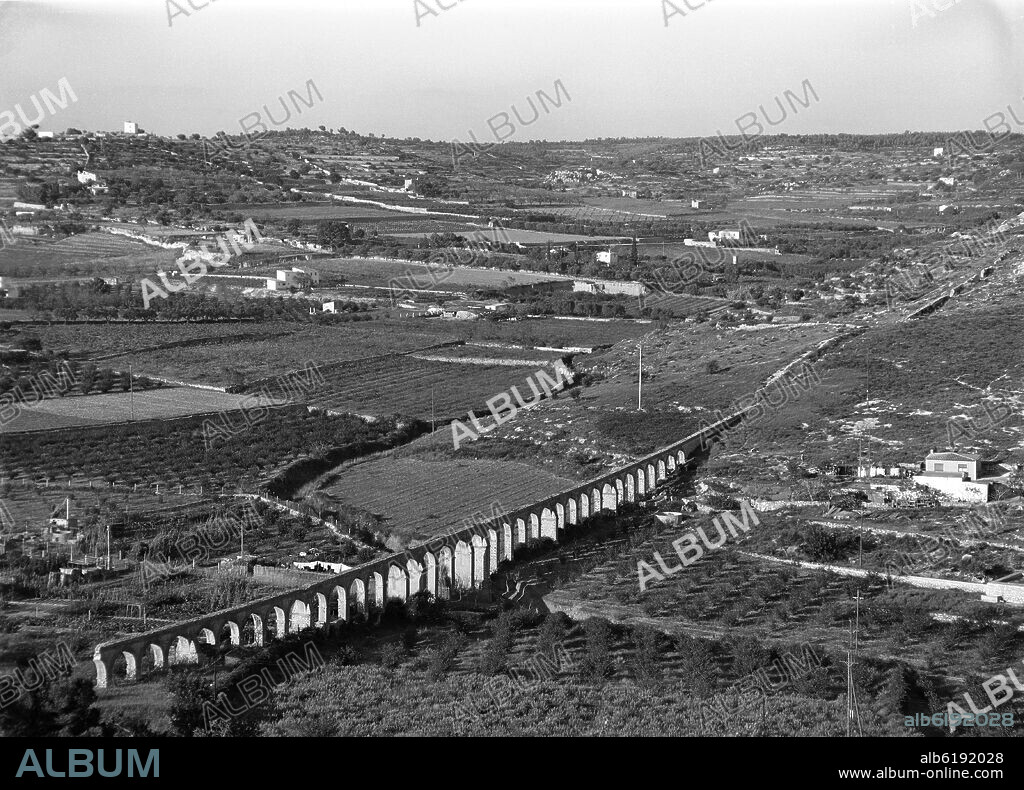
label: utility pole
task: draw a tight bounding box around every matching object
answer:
[637,343,643,411]
[846,592,864,737]
[106,524,111,571]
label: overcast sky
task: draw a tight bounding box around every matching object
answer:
[1,0,1022,141]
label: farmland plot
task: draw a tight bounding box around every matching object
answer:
[0,233,179,278]
[316,257,566,290]
[102,323,457,387]
[294,355,560,420]
[1,387,282,433]
[316,456,576,543]
[22,322,289,359]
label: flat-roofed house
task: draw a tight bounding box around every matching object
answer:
[924,450,980,480]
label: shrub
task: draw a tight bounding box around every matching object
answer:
[406,590,445,623]
[380,642,406,669]
[730,635,770,677]
[381,598,408,623]
[581,617,614,681]
[334,646,360,666]
[427,632,466,681]
[882,665,908,715]
[537,611,571,658]
[631,624,662,685]
[478,612,515,676]
[676,633,717,696]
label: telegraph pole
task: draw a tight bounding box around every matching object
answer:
[637,343,643,411]
[128,362,135,421]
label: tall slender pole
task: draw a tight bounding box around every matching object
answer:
[128,362,135,421]
[106,524,111,571]
[637,344,643,411]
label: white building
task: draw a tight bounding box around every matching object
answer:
[36,131,54,140]
[709,230,742,245]
[914,451,991,503]
[123,121,139,135]
[269,267,320,290]
[77,170,98,184]
[573,279,647,297]
[933,147,945,157]
[596,250,618,265]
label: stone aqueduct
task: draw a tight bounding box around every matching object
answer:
[91,414,743,688]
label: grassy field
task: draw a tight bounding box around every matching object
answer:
[727,288,1024,468]
[222,202,411,220]
[1,388,282,433]
[429,321,838,479]
[310,456,576,544]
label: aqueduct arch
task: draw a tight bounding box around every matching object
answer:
[540,507,557,540]
[91,415,746,688]
[388,564,409,602]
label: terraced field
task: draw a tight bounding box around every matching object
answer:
[0,233,178,278]
[641,292,732,317]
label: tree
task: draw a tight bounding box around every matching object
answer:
[78,364,97,394]
[315,220,350,249]
[0,678,103,737]
[167,671,214,737]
